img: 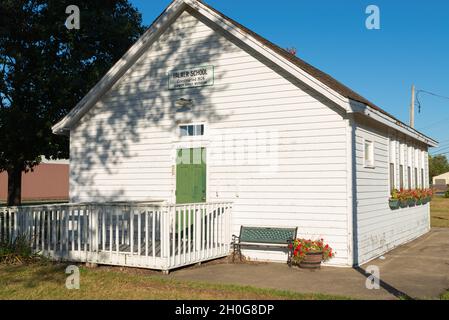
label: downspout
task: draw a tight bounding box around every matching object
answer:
[346,114,357,266]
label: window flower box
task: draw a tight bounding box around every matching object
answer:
[390,188,434,209]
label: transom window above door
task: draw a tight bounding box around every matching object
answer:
[179,124,205,137]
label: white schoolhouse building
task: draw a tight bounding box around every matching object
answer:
[52,0,437,267]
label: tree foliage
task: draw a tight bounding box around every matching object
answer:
[0,0,145,205]
[429,154,449,182]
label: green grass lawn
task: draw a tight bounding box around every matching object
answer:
[441,291,449,300]
[0,263,347,300]
[431,196,449,228]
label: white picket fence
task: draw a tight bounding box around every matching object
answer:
[0,202,232,272]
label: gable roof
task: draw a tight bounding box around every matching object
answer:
[433,171,449,180]
[201,1,383,116]
[52,0,437,147]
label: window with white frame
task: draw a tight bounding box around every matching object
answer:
[389,138,396,190]
[389,138,396,163]
[399,142,405,189]
[407,166,412,189]
[415,148,420,188]
[421,168,425,188]
[179,124,205,137]
[364,139,375,168]
[422,150,428,188]
[415,167,419,188]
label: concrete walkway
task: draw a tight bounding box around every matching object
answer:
[169,228,449,300]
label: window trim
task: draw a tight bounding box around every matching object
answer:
[414,167,418,189]
[421,168,425,189]
[363,139,375,168]
[388,136,397,191]
[407,166,412,190]
[178,123,206,138]
[389,163,395,191]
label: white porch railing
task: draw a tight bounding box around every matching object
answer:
[0,202,232,272]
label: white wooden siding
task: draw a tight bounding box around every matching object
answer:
[70,10,349,265]
[354,117,430,265]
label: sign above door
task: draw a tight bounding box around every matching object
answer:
[168,65,214,90]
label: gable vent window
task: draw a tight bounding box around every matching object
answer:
[364,140,375,168]
[179,124,204,137]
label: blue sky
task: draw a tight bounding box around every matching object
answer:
[130,0,449,155]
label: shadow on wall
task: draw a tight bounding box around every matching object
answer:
[69,9,229,202]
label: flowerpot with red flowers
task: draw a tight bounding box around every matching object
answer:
[425,188,434,203]
[413,189,422,206]
[291,238,335,269]
[397,189,410,208]
[408,199,416,207]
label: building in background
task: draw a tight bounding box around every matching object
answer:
[433,171,449,194]
[0,157,69,204]
[433,171,449,185]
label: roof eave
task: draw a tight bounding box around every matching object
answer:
[349,100,438,147]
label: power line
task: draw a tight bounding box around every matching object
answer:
[415,89,449,130]
[432,152,449,156]
[415,89,449,113]
[432,140,449,149]
[416,90,449,102]
[433,144,449,153]
[417,115,449,130]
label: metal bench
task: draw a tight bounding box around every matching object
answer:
[232,226,298,267]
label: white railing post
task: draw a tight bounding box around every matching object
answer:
[65,208,69,260]
[130,208,134,255]
[0,208,4,243]
[137,209,141,257]
[160,204,170,269]
[92,205,98,261]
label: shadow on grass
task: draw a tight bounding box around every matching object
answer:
[0,262,69,289]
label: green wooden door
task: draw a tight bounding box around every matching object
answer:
[176,148,206,204]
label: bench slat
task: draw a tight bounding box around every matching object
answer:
[239,242,288,247]
[239,226,297,244]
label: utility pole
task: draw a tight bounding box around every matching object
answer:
[410,84,415,128]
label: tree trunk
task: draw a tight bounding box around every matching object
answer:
[7,167,22,206]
